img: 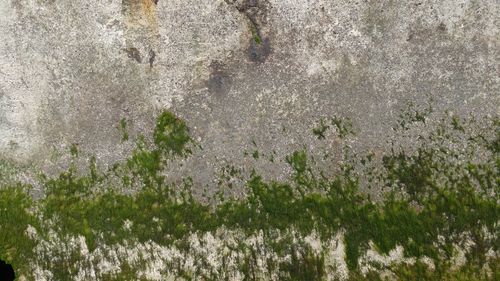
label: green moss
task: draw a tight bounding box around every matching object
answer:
[249,22,262,45]
[119,118,129,142]
[312,119,329,139]
[330,116,354,138]
[395,101,433,131]
[0,159,17,186]
[153,111,192,156]
[313,116,354,139]
[0,109,498,280]
[0,185,37,277]
[69,143,79,158]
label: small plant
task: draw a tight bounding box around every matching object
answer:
[331,116,354,139]
[395,101,433,131]
[313,117,354,139]
[153,111,192,156]
[250,22,262,44]
[119,118,129,142]
[312,119,329,139]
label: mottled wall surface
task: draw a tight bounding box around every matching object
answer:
[0,0,498,182]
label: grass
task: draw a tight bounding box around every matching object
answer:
[0,108,498,280]
[249,21,263,45]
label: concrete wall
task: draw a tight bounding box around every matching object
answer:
[1,0,498,181]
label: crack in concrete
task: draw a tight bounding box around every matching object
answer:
[224,0,267,44]
[148,49,156,67]
[224,0,271,62]
[124,47,142,63]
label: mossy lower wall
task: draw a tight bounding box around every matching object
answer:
[0,110,498,280]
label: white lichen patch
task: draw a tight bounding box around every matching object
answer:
[359,243,416,277]
[26,226,355,280]
[13,219,499,281]
[31,226,500,280]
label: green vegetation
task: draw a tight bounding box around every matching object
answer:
[0,109,498,280]
[119,118,129,142]
[0,160,18,186]
[313,116,354,139]
[249,21,263,45]
[0,185,36,276]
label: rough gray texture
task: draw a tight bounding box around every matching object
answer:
[0,0,499,187]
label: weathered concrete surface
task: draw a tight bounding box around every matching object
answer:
[1,0,499,185]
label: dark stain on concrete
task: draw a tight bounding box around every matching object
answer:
[124,47,142,63]
[437,22,447,32]
[247,37,271,63]
[225,0,272,62]
[149,49,156,67]
[122,0,158,30]
[207,61,232,97]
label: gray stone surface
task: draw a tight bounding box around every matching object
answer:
[0,0,498,186]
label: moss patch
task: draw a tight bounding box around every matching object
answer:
[0,109,498,280]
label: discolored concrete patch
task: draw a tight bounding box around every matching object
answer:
[247,37,272,63]
[0,0,498,189]
[206,60,233,98]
